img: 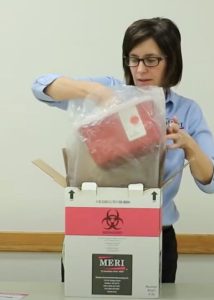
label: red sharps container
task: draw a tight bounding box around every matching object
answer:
[79,100,162,168]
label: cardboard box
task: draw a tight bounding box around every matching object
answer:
[64,183,162,298]
[32,153,188,299]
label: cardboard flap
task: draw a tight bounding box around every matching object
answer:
[62,148,70,186]
[32,159,67,188]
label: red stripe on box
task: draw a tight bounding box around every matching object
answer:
[65,207,161,237]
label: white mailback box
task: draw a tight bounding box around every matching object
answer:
[64,183,162,299]
[33,155,184,298]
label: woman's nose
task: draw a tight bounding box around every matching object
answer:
[136,61,148,73]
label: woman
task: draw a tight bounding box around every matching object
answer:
[32,17,214,282]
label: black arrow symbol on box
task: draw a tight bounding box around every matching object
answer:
[152,191,157,201]
[69,190,75,199]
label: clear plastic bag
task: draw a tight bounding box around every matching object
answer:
[65,85,166,188]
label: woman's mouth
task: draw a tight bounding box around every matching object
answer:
[136,79,152,86]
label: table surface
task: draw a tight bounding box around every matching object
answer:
[0,282,213,299]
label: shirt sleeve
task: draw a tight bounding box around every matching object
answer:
[32,73,62,102]
[31,73,70,110]
[187,102,214,193]
[195,161,214,193]
[31,74,123,110]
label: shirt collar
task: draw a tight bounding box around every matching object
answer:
[165,88,176,105]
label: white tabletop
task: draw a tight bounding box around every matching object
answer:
[0,282,213,299]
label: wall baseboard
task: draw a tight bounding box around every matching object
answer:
[176,234,214,254]
[0,232,214,254]
[0,232,64,252]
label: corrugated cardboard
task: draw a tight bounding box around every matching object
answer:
[32,149,189,190]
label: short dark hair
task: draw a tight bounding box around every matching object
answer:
[122,17,183,88]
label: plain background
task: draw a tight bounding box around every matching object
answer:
[0,0,214,234]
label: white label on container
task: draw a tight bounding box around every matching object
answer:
[118,106,146,141]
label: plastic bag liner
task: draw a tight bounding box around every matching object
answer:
[65,85,166,188]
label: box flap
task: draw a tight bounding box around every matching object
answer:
[32,150,189,189]
[32,159,67,188]
[62,148,70,186]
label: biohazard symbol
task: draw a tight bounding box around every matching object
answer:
[102,209,123,230]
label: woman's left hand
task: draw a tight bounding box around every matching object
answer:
[166,116,213,184]
[166,117,192,155]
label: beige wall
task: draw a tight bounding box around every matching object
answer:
[0,0,214,233]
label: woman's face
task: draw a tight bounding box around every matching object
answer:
[129,38,167,87]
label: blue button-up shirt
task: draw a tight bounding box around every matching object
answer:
[32,74,214,225]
